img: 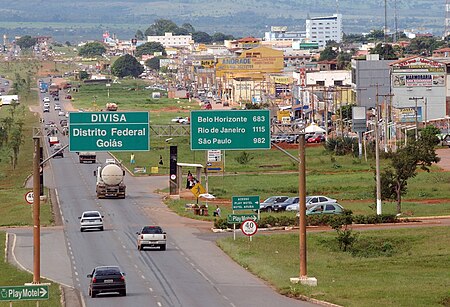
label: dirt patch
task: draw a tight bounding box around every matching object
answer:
[152,107,190,113]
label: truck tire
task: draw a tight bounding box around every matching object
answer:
[160,244,166,251]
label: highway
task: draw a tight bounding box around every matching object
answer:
[34,82,317,307]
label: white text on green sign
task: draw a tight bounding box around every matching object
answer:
[69,112,149,152]
[190,110,270,150]
[232,196,260,210]
[0,285,49,301]
[227,214,258,224]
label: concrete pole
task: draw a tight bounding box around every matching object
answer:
[33,137,41,284]
[375,95,382,215]
[298,134,307,277]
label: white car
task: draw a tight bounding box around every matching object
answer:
[43,97,50,102]
[79,211,104,232]
[286,195,338,211]
[43,102,50,108]
[54,104,61,110]
[58,111,65,116]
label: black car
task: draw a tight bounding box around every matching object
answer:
[259,196,289,212]
[52,144,64,158]
[273,197,299,212]
[88,266,126,298]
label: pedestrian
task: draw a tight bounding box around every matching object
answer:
[130,153,135,164]
[186,171,193,189]
[213,205,221,217]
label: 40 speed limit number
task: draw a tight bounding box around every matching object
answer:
[240,219,258,236]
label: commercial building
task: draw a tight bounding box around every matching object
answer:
[264,26,306,42]
[351,54,395,108]
[390,56,447,122]
[306,14,343,49]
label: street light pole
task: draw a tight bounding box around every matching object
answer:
[375,94,382,215]
[33,136,41,284]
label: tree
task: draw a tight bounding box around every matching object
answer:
[336,52,353,69]
[405,36,445,56]
[144,19,179,36]
[78,42,106,57]
[135,42,166,58]
[0,101,25,169]
[145,57,163,71]
[212,32,234,43]
[370,43,398,60]
[135,30,144,40]
[379,126,440,213]
[181,23,195,34]
[111,54,144,78]
[319,46,338,61]
[16,35,37,49]
[65,41,71,47]
[192,31,212,44]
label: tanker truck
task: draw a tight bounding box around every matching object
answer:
[93,160,126,198]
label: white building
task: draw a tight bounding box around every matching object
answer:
[147,32,193,47]
[264,26,306,42]
[305,14,342,49]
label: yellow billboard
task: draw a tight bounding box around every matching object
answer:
[216,47,283,77]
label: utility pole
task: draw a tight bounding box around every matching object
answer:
[377,93,394,152]
[33,135,41,284]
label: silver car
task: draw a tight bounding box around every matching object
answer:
[79,211,104,232]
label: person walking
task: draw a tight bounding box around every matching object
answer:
[130,153,135,164]
[213,205,221,217]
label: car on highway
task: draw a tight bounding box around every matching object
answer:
[87,266,126,298]
[43,97,50,103]
[305,203,345,215]
[52,144,64,158]
[58,110,65,116]
[286,195,338,211]
[43,102,50,108]
[259,196,289,212]
[136,225,167,251]
[43,106,50,113]
[79,211,104,232]
[54,104,61,110]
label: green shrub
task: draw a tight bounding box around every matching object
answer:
[235,151,254,164]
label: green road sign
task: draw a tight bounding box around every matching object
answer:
[227,214,258,224]
[0,285,49,301]
[69,112,149,152]
[232,196,260,210]
[190,110,270,150]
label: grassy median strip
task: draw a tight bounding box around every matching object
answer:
[218,227,450,307]
[0,232,61,306]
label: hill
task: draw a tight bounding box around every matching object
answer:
[0,0,445,43]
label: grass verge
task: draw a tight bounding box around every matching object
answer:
[217,227,450,307]
[0,232,61,307]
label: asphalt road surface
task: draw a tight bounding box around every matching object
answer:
[11,85,318,307]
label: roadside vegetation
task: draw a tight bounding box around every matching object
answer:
[217,227,450,307]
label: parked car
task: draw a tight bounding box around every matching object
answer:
[87,266,126,298]
[259,196,290,212]
[42,97,50,103]
[58,111,65,116]
[136,225,167,251]
[54,104,61,110]
[79,211,104,232]
[305,203,345,215]
[286,195,337,211]
[307,134,325,143]
[273,197,299,212]
[43,102,50,108]
[43,106,50,113]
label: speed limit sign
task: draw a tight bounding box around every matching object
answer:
[240,219,258,236]
[24,191,34,205]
